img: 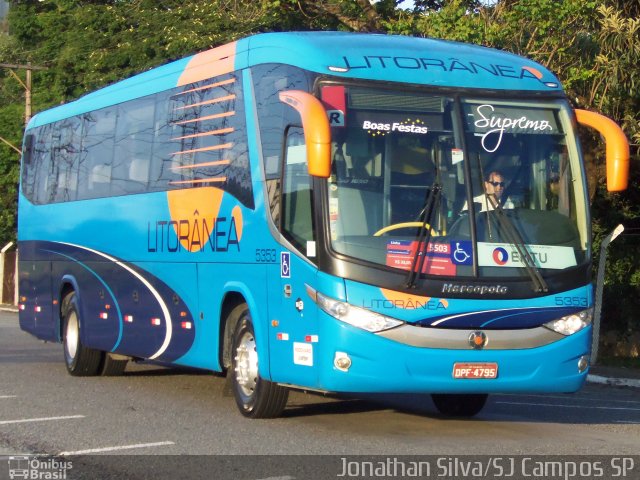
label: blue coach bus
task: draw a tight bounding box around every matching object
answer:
[18,32,629,418]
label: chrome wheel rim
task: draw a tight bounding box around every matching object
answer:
[234,331,258,399]
[65,311,79,361]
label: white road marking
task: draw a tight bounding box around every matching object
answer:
[59,441,175,455]
[0,415,85,425]
[500,393,640,405]
[496,401,640,412]
[0,395,17,399]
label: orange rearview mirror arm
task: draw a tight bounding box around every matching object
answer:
[278,90,331,178]
[575,109,629,192]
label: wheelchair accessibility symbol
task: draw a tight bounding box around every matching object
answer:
[281,252,291,278]
[451,241,473,265]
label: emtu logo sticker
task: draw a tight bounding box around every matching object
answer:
[492,247,509,266]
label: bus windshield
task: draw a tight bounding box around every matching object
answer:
[325,85,589,279]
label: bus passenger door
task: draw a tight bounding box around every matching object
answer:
[268,127,320,388]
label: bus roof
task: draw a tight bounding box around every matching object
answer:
[28,31,562,129]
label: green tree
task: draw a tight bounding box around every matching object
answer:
[0,28,26,244]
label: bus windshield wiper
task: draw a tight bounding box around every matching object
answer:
[406,182,442,289]
[485,195,549,293]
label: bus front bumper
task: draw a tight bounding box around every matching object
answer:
[315,316,591,394]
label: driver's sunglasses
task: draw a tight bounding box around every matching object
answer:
[488,180,505,187]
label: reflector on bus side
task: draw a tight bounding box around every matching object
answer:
[575,109,630,192]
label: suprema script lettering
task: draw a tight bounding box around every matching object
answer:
[474,104,553,153]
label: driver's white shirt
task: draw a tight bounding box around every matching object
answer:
[462,194,516,212]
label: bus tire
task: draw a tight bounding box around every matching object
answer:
[100,353,128,376]
[230,307,288,418]
[62,292,103,376]
[431,393,488,417]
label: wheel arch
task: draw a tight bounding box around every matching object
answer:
[57,275,81,343]
[218,281,270,379]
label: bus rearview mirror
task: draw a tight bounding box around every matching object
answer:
[575,109,629,192]
[278,90,331,178]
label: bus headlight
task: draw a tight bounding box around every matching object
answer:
[544,308,593,336]
[316,292,403,333]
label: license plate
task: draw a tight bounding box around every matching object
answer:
[453,362,498,379]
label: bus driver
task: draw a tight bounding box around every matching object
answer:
[463,170,516,212]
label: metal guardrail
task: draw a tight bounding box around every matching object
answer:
[592,224,625,364]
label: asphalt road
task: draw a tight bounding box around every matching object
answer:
[1,310,639,479]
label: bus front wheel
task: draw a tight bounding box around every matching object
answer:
[62,292,104,376]
[230,308,288,418]
[431,393,488,417]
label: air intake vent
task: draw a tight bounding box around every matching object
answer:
[349,89,444,113]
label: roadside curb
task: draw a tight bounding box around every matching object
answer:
[587,374,640,389]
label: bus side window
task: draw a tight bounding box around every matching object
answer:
[149,90,176,190]
[31,125,52,205]
[79,109,116,199]
[52,117,81,203]
[281,127,314,254]
[21,133,37,201]
[112,97,154,195]
[22,134,35,166]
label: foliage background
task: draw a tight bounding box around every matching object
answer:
[1,0,638,356]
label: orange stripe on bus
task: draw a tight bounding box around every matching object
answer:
[171,160,231,170]
[171,143,233,156]
[173,111,235,125]
[167,187,225,252]
[174,78,235,96]
[174,94,236,111]
[171,128,234,141]
[177,42,237,87]
[169,177,227,185]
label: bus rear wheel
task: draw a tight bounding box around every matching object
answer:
[62,292,103,376]
[230,308,288,418]
[431,393,488,417]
